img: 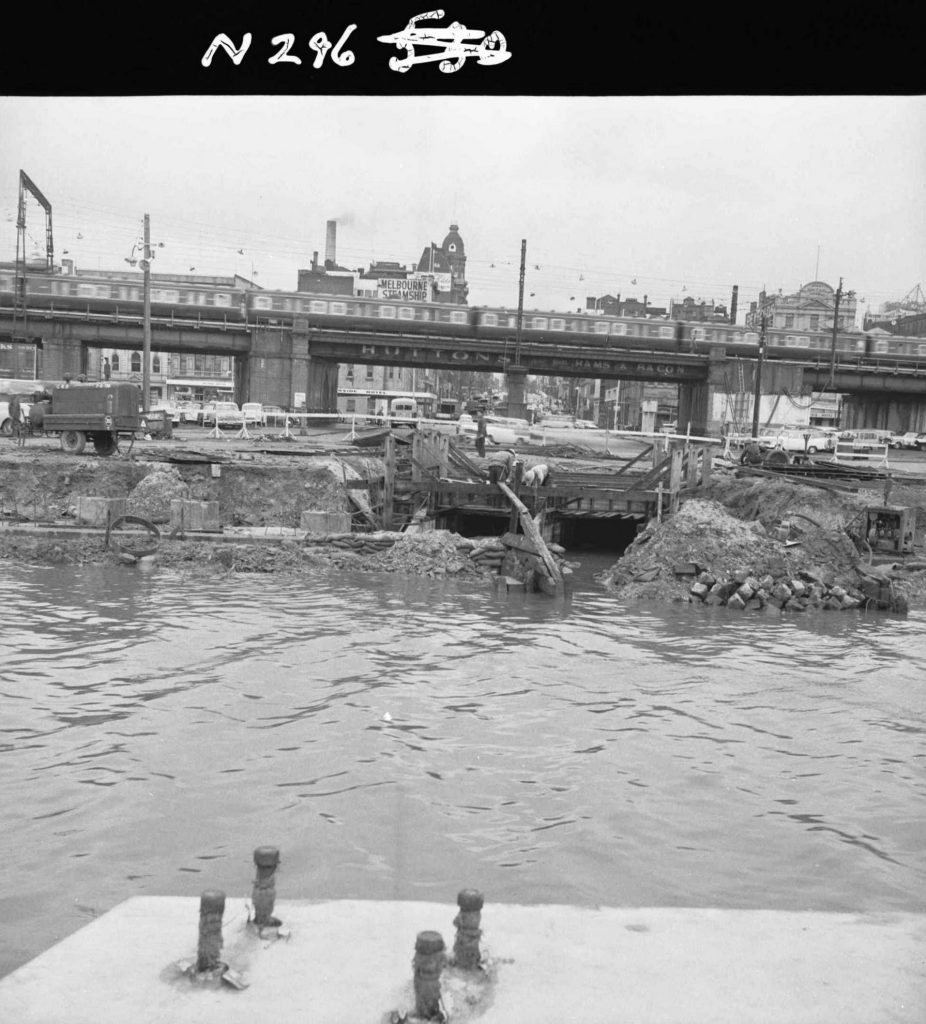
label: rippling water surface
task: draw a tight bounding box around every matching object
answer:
[1,561,924,977]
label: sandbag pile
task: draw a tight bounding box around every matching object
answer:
[467,539,507,574]
[303,531,398,555]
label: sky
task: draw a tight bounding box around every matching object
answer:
[0,95,923,325]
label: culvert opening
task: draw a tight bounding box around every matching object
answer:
[556,515,644,553]
[438,510,645,553]
[439,511,511,538]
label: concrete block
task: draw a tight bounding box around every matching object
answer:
[1,898,923,1024]
[726,593,746,610]
[170,500,221,533]
[75,496,126,527]
[300,510,352,534]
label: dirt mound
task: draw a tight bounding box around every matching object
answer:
[700,476,872,534]
[126,466,190,523]
[597,495,862,603]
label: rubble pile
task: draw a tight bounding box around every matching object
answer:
[363,530,489,579]
[598,498,856,601]
[598,494,926,613]
[686,566,905,614]
[126,466,190,523]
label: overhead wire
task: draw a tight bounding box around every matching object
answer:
[1,189,913,315]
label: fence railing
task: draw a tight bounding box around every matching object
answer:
[830,440,890,467]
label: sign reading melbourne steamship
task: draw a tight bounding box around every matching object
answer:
[378,277,432,302]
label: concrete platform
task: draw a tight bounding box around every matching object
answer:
[0,899,923,1023]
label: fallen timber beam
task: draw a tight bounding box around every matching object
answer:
[496,480,563,587]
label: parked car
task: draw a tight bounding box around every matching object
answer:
[151,401,181,426]
[0,397,32,435]
[0,397,32,434]
[457,413,476,437]
[483,415,531,445]
[241,402,263,426]
[200,401,242,427]
[916,433,926,451]
[840,429,892,452]
[758,430,835,455]
[890,432,920,449]
[261,404,288,426]
[176,401,202,423]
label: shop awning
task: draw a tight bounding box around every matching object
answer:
[166,378,234,390]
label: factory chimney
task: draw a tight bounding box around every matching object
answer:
[312,251,318,272]
[325,221,337,269]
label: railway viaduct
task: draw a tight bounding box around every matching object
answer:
[3,307,926,434]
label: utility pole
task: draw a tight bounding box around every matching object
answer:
[141,214,152,414]
[828,276,843,389]
[751,310,767,439]
[514,239,526,366]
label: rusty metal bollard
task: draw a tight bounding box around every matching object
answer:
[413,930,446,1020]
[196,890,226,973]
[452,888,484,969]
[251,846,281,928]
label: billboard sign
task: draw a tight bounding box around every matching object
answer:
[379,277,432,302]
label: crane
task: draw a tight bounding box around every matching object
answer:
[14,169,54,338]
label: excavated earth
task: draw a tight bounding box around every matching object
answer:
[595,471,926,613]
[2,444,926,612]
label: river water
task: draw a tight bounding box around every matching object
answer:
[1,557,924,978]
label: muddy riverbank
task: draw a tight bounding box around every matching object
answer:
[3,444,926,611]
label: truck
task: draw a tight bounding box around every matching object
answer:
[32,382,142,455]
[435,398,461,420]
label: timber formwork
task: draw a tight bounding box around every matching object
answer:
[382,431,715,533]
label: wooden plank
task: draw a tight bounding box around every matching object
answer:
[382,434,395,531]
[702,446,713,485]
[633,454,672,491]
[497,481,562,584]
[669,448,684,514]
[501,531,541,555]
[607,443,656,481]
[686,448,699,488]
[402,479,659,501]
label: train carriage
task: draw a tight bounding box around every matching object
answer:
[4,267,926,370]
[246,290,477,337]
[0,270,246,322]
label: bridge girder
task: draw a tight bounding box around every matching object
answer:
[0,314,251,355]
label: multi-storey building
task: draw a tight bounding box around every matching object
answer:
[668,296,729,322]
[295,221,469,415]
[585,294,667,318]
[746,281,858,333]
